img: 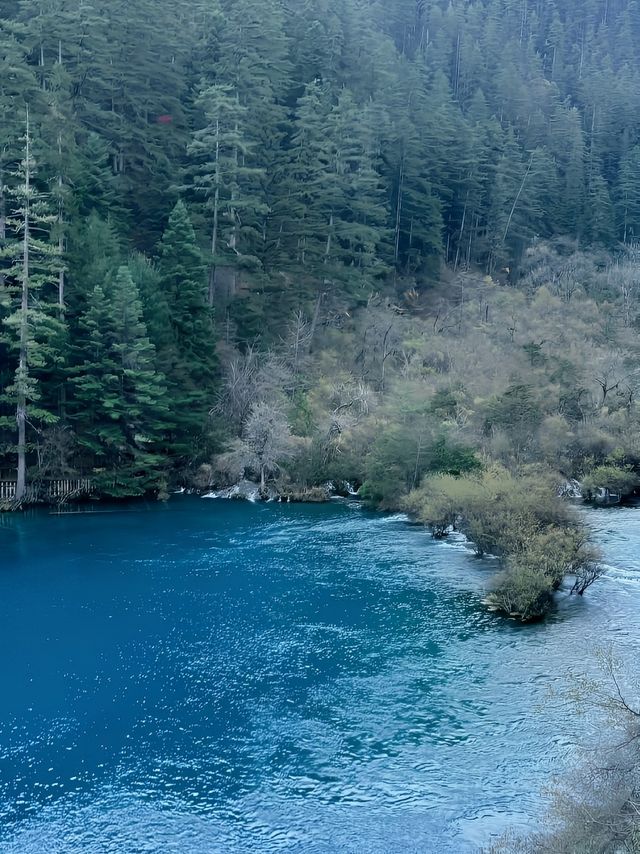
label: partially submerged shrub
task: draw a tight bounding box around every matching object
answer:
[487,529,603,620]
[487,560,554,622]
[405,466,603,620]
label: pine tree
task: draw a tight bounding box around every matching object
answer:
[283,0,345,88]
[549,105,587,237]
[0,106,63,500]
[323,91,391,290]
[587,168,616,246]
[376,61,446,274]
[0,16,40,256]
[280,81,334,275]
[188,83,266,303]
[70,282,122,459]
[487,128,534,271]
[216,0,291,260]
[128,252,173,374]
[616,145,640,244]
[71,265,169,496]
[66,212,122,331]
[74,133,121,222]
[157,200,217,461]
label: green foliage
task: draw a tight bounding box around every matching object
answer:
[405,468,600,620]
[363,426,481,506]
[429,388,461,420]
[3,0,640,505]
[0,109,65,495]
[70,267,170,497]
[288,391,315,438]
[156,200,218,463]
[483,384,543,460]
[581,465,640,500]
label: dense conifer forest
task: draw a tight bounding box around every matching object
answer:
[3,0,640,503]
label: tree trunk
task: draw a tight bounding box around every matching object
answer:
[324,213,333,262]
[208,119,220,306]
[16,399,26,501]
[16,107,31,503]
[0,165,5,290]
[57,133,65,313]
[308,293,323,353]
[394,156,405,266]
[455,195,468,271]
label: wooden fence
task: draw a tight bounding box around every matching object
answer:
[0,478,93,505]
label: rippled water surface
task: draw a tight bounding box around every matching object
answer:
[0,498,637,853]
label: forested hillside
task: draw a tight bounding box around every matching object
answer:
[2,0,640,503]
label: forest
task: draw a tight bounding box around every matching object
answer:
[3,0,640,609]
[3,0,640,502]
[2,0,640,848]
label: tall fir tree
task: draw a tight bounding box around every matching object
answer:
[157,200,217,463]
[188,83,266,303]
[71,265,169,496]
[0,107,64,499]
[616,145,640,243]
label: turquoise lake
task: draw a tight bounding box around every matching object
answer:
[0,498,637,852]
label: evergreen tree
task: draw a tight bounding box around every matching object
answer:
[616,145,640,243]
[0,17,40,255]
[188,83,266,302]
[375,61,447,274]
[587,168,616,246]
[0,107,63,500]
[157,200,217,462]
[71,266,169,496]
[327,94,391,288]
[213,0,291,271]
[281,81,334,275]
[549,105,587,237]
[66,212,122,329]
[487,128,548,271]
[128,252,172,374]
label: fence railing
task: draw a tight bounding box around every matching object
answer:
[0,478,93,504]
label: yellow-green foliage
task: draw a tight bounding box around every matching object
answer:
[581,465,640,499]
[405,467,571,553]
[405,467,600,620]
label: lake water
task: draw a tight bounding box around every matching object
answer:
[0,498,637,853]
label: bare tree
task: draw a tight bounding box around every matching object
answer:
[319,378,376,464]
[487,653,640,854]
[241,402,296,491]
[592,352,626,407]
[569,556,605,595]
[283,309,313,380]
[211,344,261,426]
[607,255,640,327]
[216,402,296,491]
[355,301,404,389]
[212,346,293,426]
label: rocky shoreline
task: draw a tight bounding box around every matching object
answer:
[201,479,360,504]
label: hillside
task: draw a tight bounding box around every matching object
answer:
[2,0,640,501]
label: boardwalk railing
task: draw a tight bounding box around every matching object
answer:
[0,478,93,505]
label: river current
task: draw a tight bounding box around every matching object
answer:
[0,498,637,852]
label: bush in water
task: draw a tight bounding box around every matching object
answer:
[404,467,602,620]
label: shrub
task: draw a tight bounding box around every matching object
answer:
[405,467,603,620]
[487,561,555,621]
[363,429,481,507]
[581,464,640,500]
